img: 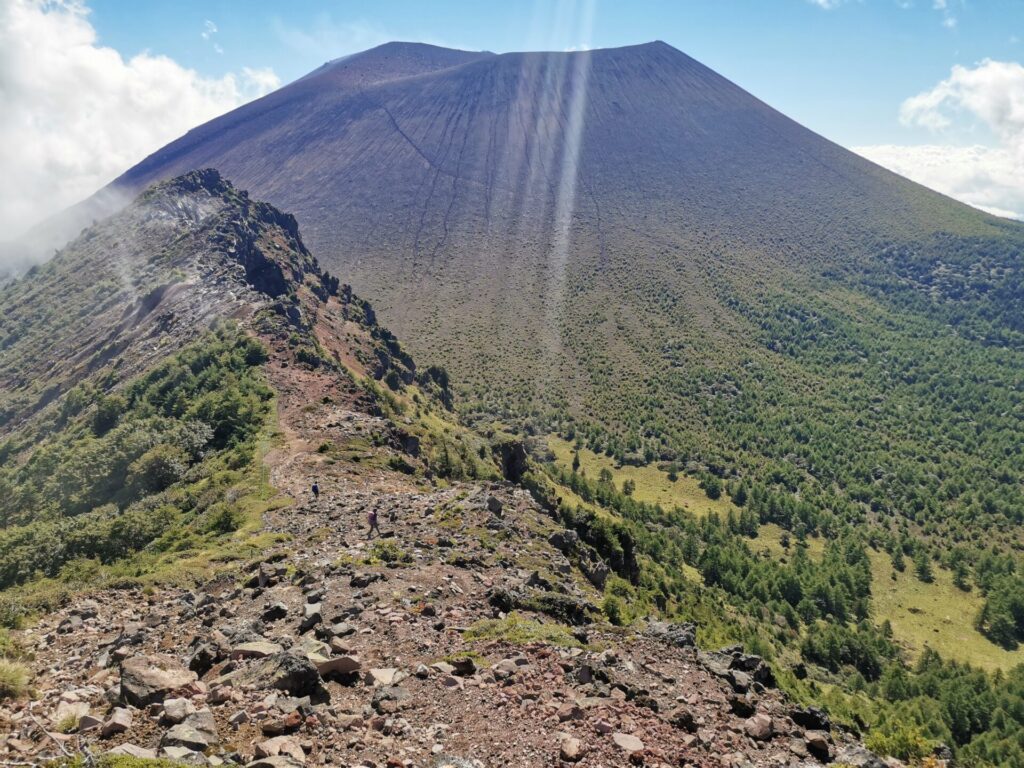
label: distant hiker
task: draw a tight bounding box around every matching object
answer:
[311,481,320,500]
[367,509,381,539]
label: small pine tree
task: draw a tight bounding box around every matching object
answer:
[953,560,971,591]
[891,548,906,572]
[913,549,934,583]
[701,474,722,500]
[731,482,749,506]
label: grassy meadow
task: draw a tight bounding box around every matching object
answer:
[547,435,740,518]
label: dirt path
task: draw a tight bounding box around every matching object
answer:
[2,343,853,768]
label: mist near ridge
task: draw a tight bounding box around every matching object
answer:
[0,0,279,273]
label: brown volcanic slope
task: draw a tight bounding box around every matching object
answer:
[72,42,1024,463]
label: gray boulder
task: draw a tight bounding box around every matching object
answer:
[835,745,889,768]
[161,710,220,751]
[223,652,321,696]
[648,620,697,648]
[120,654,197,707]
[744,713,774,741]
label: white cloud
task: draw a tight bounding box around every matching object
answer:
[900,59,1024,155]
[813,0,957,27]
[241,66,280,93]
[932,0,960,29]
[201,19,222,53]
[0,0,280,238]
[854,59,1024,220]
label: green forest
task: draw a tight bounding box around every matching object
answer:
[0,326,273,605]
[535,448,1024,767]
[455,230,1024,658]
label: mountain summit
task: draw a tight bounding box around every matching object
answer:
[48,41,1024,549]
[114,40,996,248]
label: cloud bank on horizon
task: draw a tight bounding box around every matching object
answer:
[855,58,1024,220]
[806,0,1022,219]
[0,0,279,239]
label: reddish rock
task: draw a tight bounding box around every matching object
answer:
[744,713,774,741]
[613,732,645,753]
[560,736,584,761]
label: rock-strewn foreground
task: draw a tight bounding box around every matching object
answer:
[1,172,889,768]
[1,385,872,767]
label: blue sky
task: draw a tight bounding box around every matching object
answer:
[1,0,1022,236]
[83,0,1021,147]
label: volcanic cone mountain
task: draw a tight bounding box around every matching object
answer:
[53,41,1024,549]
[2,37,1023,767]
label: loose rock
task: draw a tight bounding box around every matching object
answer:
[101,707,133,737]
[120,654,197,707]
[223,652,321,696]
[612,732,644,753]
[560,736,583,762]
[744,713,774,741]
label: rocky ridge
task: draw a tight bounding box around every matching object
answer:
[2,468,875,767]
[1,173,895,768]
